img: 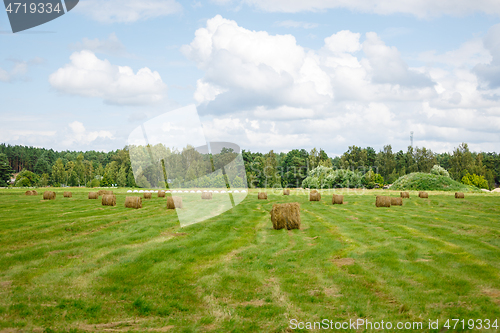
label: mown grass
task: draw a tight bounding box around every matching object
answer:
[0,188,499,332]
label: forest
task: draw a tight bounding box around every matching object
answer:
[0,142,498,189]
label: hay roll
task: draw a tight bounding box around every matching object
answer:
[104,190,113,196]
[25,190,33,196]
[309,191,321,201]
[332,194,344,205]
[102,194,117,206]
[158,191,166,198]
[43,191,56,200]
[375,196,391,207]
[143,192,152,199]
[201,192,213,200]
[258,192,268,200]
[455,192,465,199]
[390,197,403,206]
[98,190,105,196]
[125,196,142,209]
[88,192,99,199]
[400,192,410,199]
[166,196,183,209]
[283,189,290,196]
[32,190,38,195]
[270,202,301,230]
[63,192,72,198]
[419,191,429,198]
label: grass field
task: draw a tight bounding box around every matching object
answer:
[0,188,499,332]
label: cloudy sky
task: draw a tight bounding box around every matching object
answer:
[1,0,499,155]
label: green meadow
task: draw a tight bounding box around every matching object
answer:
[0,188,499,332]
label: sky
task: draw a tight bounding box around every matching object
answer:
[1,0,500,156]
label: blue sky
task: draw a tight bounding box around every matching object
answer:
[1,0,499,156]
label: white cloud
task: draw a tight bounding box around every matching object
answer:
[185,16,500,155]
[49,50,167,105]
[275,20,318,29]
[65,121,114,146]
[238,0,500,18]
[69,33,127,56]
[77,0,182,23]
[474,24,500,89]
[0,58,43,83]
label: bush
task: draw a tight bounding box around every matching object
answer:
[461,172,488,189]
[391,172,479,192]
[430,165,450,178]
[14,170,39,187]
[302,167,363,189]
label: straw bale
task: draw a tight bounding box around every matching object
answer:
[400,192,410,199]
[158,191,166,198]
[390,197,403,206]
[201,192,213,200]
[258,192,268,200]
[332,194,344,205]
[309,191,321,201]
[143,192,152,199]
[376,196,391,207]
[167,196,183,209]
[125,196,142,209]
[63,192,72,198]
[455,192,465,199]
[88,192,98,199]
[283,189,290,196]
[43,191,56,200]
[270,202,301,230]
[102,194,117,206]
[419,191,429,198]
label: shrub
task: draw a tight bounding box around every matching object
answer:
[302,167,363,189]
[430,165,450,178]
[461,172,488,189]
[14,170,39,187]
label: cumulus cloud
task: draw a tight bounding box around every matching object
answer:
[49,50,167,105]
[474,24,500,89]
[65,121,114,146]
[77,0,182,23]
[236,0,500,18]
[185,16,500,155]
[69,33,127,56]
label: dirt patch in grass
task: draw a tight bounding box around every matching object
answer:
[331,258,355,267]
[483,288,500,305]
[0,281,12,289]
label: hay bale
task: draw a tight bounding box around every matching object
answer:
[283,189,290,195]
[309,191,321,201]
[63,192,72,198]
[104,190,113,195]
[400,192,410,199]
[332,194,344,205]
[25,190,33,196]
[375,196,391,207]
[390,197,403,206]
[98,190,105,196]
[88,192,99,199]
[43,191,56,200]
[158,191,166,198]
[166,196,183,209]
[102,194,116,206]
[270,202,301,230]
[455,192,465,199]
[32,190,38,195]
[258,192,268,200]
[201,192,213,200]
[143,192,152,199]
[419,191,429,198]
[125,196,142,209]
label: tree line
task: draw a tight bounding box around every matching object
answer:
[0,142,498,189]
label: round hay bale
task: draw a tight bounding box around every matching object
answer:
[167,196,183,209]
[309,192,321,201]
[201,192,213,200]
[43,191,56,200]
[25,190,33,196]
[375,196,391,207]
[419,191,429,199]
[400,192,410,199]
[390,197,403,206]
[270,202,301,230]
[332,194,344,205]
[104,190,113,196]
[125,196,142,209]
[455,192,465,199]
[158,191,166,198]
[88,192,99,199]
[143,192,152,199]
[283,189,290,196]
[102,194,117,206]
[63,192,72,198]
[32,190,38,195]
[98,190,105,196]
[258,192,268,200]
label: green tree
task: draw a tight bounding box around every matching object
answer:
[0,153,14,186]
[14,169,39,187]
[51,158,66,186]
